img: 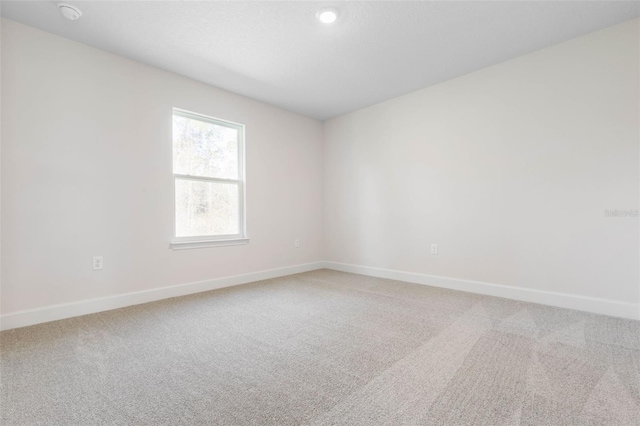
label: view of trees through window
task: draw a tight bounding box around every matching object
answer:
[173,111,242,238]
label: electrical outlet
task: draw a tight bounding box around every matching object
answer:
[430,244,438,255]
[294,239,301,248]
[93,256,103,270]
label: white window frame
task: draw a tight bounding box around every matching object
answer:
[170,108,248,250]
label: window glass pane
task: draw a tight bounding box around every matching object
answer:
[173,114,238,180]
[175,179,239,237]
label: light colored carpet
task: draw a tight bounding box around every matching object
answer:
[1,269,639,425]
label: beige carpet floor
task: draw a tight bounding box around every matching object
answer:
[1,269,639,425]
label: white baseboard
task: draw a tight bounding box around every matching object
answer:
[324,261,640,321]
[3,260,637,330]
[0,262,324,331]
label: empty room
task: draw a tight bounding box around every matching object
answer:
[1,1,639,425]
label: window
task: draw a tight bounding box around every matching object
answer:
[171,108,247,249]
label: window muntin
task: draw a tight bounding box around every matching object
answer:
[172,109,245,242]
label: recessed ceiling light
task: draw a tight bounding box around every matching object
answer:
[57,3,82,21]
[316,7,338,24]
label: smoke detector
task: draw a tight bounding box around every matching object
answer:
[57,3,82,21]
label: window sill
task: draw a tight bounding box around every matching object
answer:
[170,238,249,250]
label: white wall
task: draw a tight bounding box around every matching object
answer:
[324,19,639,305]
[2,17,639,325]
[1,19,323,315]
